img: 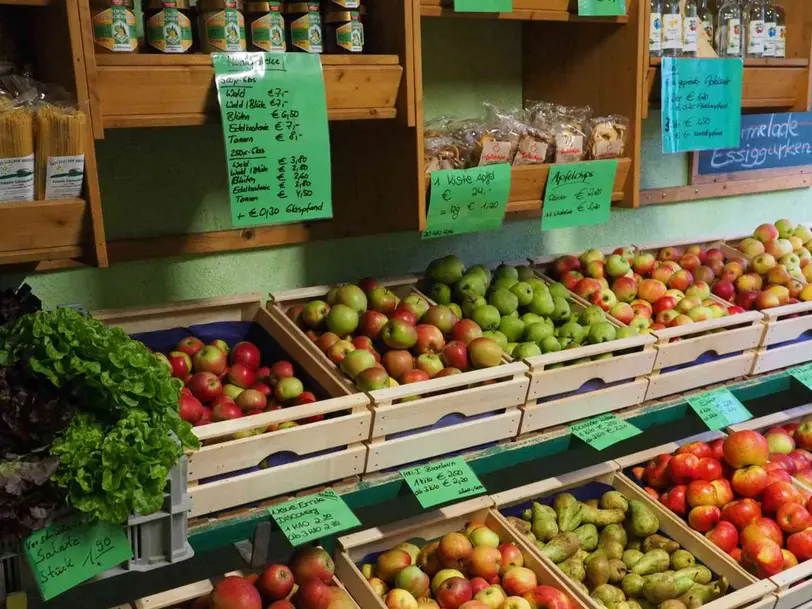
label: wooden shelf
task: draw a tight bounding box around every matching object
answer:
[0,0,51,6]
[0,199,91,265]
[649,56,809,67]
[94,53,404,128]
[420,0,628,22]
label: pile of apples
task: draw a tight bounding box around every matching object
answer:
[630,428,812,578]
[156,336,316,431]
[550,245,738,335]
[722,219,812,309]
[192,547,355,609]
[358,523,571,609]
[285,279,504,392]
[422,256,624,360]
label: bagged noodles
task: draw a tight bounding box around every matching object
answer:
[35,104,88,200]
[0,99,35,203]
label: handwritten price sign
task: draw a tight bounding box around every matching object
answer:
[422,165,511,239]
[578,0,626,16]
[269,490,360,546]
[688,388,753,430]
[790,363,812,392]
[542,160,616,230]
[24,515,132,600]
[454,0,512,11]
[569,413,642,450]
[400,457,486,509]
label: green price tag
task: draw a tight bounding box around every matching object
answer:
[661,58,743,153]
[213,52,333,228]
[400,457,486,509]
[542,160,616,231]
[789,363,812,391]
[454,0,512,11]
[578,0,625,16]
[687,388,753,430]
[269,490,360,546]
[422,165,511,239]
[24,514,133,600]
[569,413,642,450]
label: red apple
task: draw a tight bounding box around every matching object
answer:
[259,564,295,600]
[645,454,673,489]
[777,502,811,534]
[723,430,770,468]
[436,577,473,609]
[659,484,687,516]
[299,580,334,609]
[711,280,736,302]
[705,521,739,554]
[269,361,294,382]
[668,453,699,484]
[188,371,223,402]
[688,505,720,532]
[291,546,336,584]
[441,341,468,371]
[787,528,812,561]
[359,310,389,341]
[762,480,805,514]
[212,400,243,422]
[178,393,204,423]
[710,439,725,460]
[231,341,261,370]
[741,517,784,547]
[686,480,717,508]
[391,309,417,326]
[498,544,523,574]
[194,345,228,375]
[722,498,762,531]
[228,362,257,389]
[696,457,723,481]
[731,466,769,498]
[438,533,473,570]
[382,350,415,381]
[210,576,261,609]
[402,369,430,384]
[521,585,570,609]
[176,336,204,357]
[168,351,193,378]
[452,319,483,346]
[469,546,501,580]
[790,449,812,472]
[677,441,712,459]
[710,478,734,508]
[501,567,538,597]
[414,324,446,355]
[237,389,267,412]
[743,539,784,577]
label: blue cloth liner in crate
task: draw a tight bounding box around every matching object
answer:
[660,349,740,374]
[766,329,812,350]
[536,377,633,404]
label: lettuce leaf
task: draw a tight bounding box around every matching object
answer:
[0,452,61,539]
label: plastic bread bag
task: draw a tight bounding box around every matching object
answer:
[35,102,89,200]
[424,136,465,173]
[474,104,523,166]
[424,116,454,138]
[587,115,628,160]
[511,110,556,166]
[549,103,592,164]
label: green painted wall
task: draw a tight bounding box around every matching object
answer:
[9,20,809,310]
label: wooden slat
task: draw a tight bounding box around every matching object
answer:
[0,199,88,251]
[0,0,49,5]
[640,173,812,205]
[94,54,401,67]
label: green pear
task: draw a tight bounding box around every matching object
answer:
[588,322,617,344]
[428,282,452,305]
[467,264,492,286]
[514,342,542,359]
[550,297,572,323]
[429,255,465,284]
[528,291,555,316]
[580,305,607,326]
[494,264,519,282]
[471,305,501,331]
[548,282,570,300]
[616,326,639,339]
[522,312,544,326]
[491,277,518,291]
[489,288,519,315]
[526,278,548,294]
[499,316,526,342]
[525,321,554,343]
[558,321,585,345]
[517,265,536,281]
[455,274,487,300]
[510,282,534,307]
[541,335,562,353]
[461,296,487,318]
[482,330,508,349]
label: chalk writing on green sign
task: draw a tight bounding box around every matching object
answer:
[400,457,486,509]
[269,490,360,546]
[422,165,511,239]
[24,515,132,601]
[578,0,626,16]
[688,388,752,430]
[542,159,616,231]
[454,0,512,12]
[569,413,642,450]
[661,58,743,153]
[213,52,332,228]
[790,363,812,392]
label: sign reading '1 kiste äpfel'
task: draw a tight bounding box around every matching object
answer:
[661,58,743,154]
[213,52,332,228]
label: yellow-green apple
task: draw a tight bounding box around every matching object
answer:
[796,224,812,243]
[633,252,656,275]
[475,586,506,609]
[628,317,651,333]
[724,430,770,467]
[383,319,419,350]
[707,303,728,318]
[705,521,739,554]
[436,578,473,609]
[685,282,711,300]
[303,300,331,330]
[605,254,631,277]
[369,286,399,314]
[613,246,636,264]
[340,349,377,379]
[781,253,802,270]
[676,297,701,314]
[573,278,602,300]
[721,498,761,530]
[609,302,634,324]
[656,309,680,325]
[222,383,244,401]
[194,345,228,375]
[386,590,418,609]
[658,246,679,261]
[501,598,532,609]
[501,567,537,597]
[755,223,780,243]
[693,265,716,284]
[740,237,766,258]
[168,351,192,378]
[579,249,604,266]
[668,270,694,292]
[751,252,777,275]
[611,276,638,302]
[419,542,442,577]
[765,427,795,454]
[665,288,685,301]
[469,526,500,548]
[274,377,303,402]
[326,304,360,336]
[470,546,502,580]
[334,284,368,313]
[630,299,653,318]
[799,248,812,265]
[687,505,721,532]
[687,306,714,322]
[756,290,781,309]
[469,337,503,368]
[766,284,791,304]
[679,253,702,271]
[416,354,444,378]
[368,578,388,598]
[775,218,796,238]
[396,566,430,599]
[498,544,523,574]
[585,260,605,279]
[552,255,581,277]
[590,288,618,312]
[638,279,667,303]
[452,319,483,345]
[596,277,609,290]
[743,539,784,578]
[651,265,675,284]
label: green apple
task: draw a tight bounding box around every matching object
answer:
[527,291,554,316]
[461,296,487,319]
[510,282,534,307]
[548,282,570,300]
[558,321,585,345]
[455,274,487,300]
[513,342,542,359]
[541,335,562,353]
[428,255,465,284]
[491,277,518,291]
[448,303,463,319]
[580,304,606,326]
[428,282,452,305]
[775,218,796,239]
[471,305,501,331]
[550,297,572,323]
[340,349,376,379]
[499,316,526,342]
[628,316,651,333]
[326,286,341,305]
[615,326,639,339]
[588,321,617,344]
[525,321,554,343]
[526,278,548,294]
[522,312,544,326]
[326,304,359,335]
[489,288,519,315]
[493,264,519,282]
[335,285,368,313]
[516,265,535,281]
[482,330,508,350]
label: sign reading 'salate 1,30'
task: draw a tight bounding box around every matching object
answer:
[213,52,333,228]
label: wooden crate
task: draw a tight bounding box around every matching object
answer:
[93,294,372,518]
[490,462,777,609]
[335,496,590,609]
[727,403,812,434]
[269,280,529,474]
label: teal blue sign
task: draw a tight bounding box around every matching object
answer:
[661,58,743,153]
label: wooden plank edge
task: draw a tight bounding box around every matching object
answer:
[95,54,401,66]
[640,174,812,206]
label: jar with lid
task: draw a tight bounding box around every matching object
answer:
[246,1,286,51]
[324,8,363,53]
[90,0,139,53]
[199,0,246,52]
[286,2,323,53]
[144,0,195,53]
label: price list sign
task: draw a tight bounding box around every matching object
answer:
[569,413,642,451]
[578,0,625,16]
[269,489,360,547]
[213,52,332,227]
[400,457,486,509]
[422,165,511,239]
[454,0,512,11]
[790,363,812,392]
[24,515,132,600]
[661,58,743,153]
[688,388,753,430]
[542,160,616,231]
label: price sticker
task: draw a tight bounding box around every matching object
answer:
[542,160,616,231]
[687,388,753,430]
[269,490,360,546]
[578,0,626,16]
[422,165,511,239]
[661,58,743,153]
[24,514,133,600]
[454,0,512,11]
[400,457,486,509]
[569,413,642,450]
[789,363,812,392]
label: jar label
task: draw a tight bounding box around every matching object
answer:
[662,13,681,50]
[595,140,621,159]
[206,8,246,51]
[725,18,741,54]
[649,13,661,52]
[92,6,138,52]
[0,154,34,202]
[682,16,698,52]
[763,21,777,56]
[336,19,363,52]
[747,19,764,54]
[776,25,786,57]
[291,12,322,53]
[251,11,286,51]
[44,155,85,200]
[478,141,511,166]
[147,8,193,53]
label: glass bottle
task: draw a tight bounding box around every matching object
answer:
[763,0,777,56]
[662,0,682,56]
[744,0,766,58]
[774,2,786,57]
[682,0,700,56]
[698,0,715,50]
[650,0,663,57]
[716,0,742,57]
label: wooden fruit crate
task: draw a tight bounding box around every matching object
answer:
[269,280,529,474]
[727,403,812,434]
[335,496,589,609]
[93,294,372,518]
[490,461,777,609]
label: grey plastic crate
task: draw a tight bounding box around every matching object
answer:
[0,538,22,601]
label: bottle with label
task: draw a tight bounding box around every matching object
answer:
[650,0,663,57]
[698,0,714,49]
[774,2,786,57]
[744,0,765,57]
[716,0,742,57]
[246,1,286,52]
[90,0,139,53]
[662,0,682,56]
[324,9,364,53]
[285,2,322,53]
[198,0,246,52]
[144,0,194,53]
[682,0,700,56]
